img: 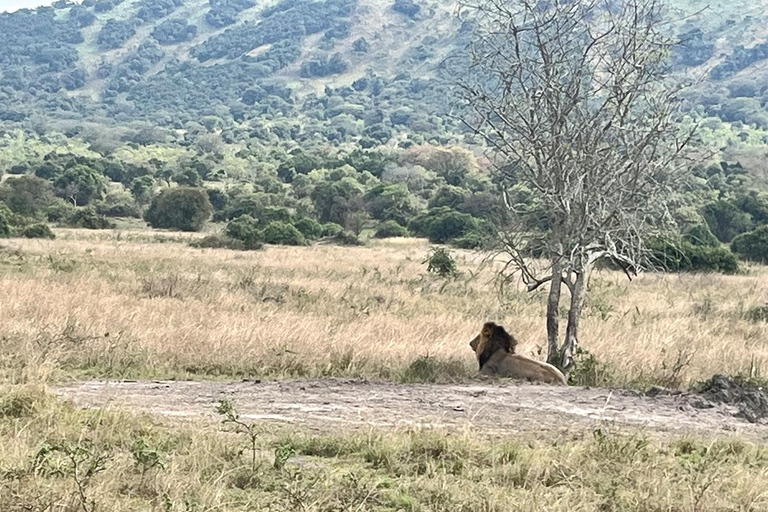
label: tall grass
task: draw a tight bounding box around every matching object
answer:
[0,232,767,388]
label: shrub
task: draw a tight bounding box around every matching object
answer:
[0,176,57,217]
[452,232,485,249]
[424,247,459,277]
[321,222,344,237]
[262,221,306,246]
[45,201,77,223]
[94,192,141,218]
[0,204,11,237]
[650,240,739,274]
[703,200,753,243]
[328,230,363,246]
[683,224,719,248]
[293,217,323,240]
[225,215,263,249]
[68,207,117,230]
[53,165,107,206]
[190,234,250,251]
[744,304,768,323]
[374,220,408,238]
[22,223,55,239]
[731,225,768,263]
[408,207,481,244]
[144,187,213,232]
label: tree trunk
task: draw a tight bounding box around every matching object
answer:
[560,265,591,381]
[546,259,562,366]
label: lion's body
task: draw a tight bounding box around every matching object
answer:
[469,322,567,386]
[479,351,567,385]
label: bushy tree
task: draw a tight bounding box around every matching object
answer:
[22,223,55,239]
[0,176,57,217]
[130,175,156,204]
[144,187,213,231]
[262,221,306,246]
[408,207,482,244]
[225,215,263,249]
[650,240,739,274]
[703,200,754,243]
[69,207,117,229]
[374,220,409,238]
[0,203,12,237]
[731,226,768,263]
[364,183,421,225]
[53,165,106,206]
[683,224,720,248]
[293,217,323,240]
[311,177,365,225]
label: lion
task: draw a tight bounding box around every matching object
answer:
[469,322,567,385]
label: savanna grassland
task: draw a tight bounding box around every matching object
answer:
[2,230,768,512]
[1,229,767,388]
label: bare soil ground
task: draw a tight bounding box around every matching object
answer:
[54,378,768,439]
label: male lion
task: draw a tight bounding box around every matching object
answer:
[469,322,567,385]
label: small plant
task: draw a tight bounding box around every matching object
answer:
[216,399,261,472]
[424,247,459,278]
[131,437,166,487]
[568,347,615,387]
[32,440,112,512]
[273,442,297,470]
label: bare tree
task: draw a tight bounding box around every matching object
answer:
[458,0,694,378]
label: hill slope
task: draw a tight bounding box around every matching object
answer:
[4,0,768,147]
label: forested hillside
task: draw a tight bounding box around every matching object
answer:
[1,0,768,266]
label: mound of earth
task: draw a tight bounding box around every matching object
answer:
[696,375,768,424]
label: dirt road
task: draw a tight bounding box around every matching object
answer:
[53,378,768,439]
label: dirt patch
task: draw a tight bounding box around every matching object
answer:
[53,378,768,439]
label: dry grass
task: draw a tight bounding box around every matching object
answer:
[1,385,767,512]
[1,230,767,388]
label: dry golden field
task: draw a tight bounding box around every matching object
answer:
[2,229,768,512]
[1,228,767,388]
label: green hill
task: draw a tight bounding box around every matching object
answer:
[3,0,768,155]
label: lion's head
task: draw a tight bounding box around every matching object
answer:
[469,322,517,369]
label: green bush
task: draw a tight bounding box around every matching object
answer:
[262,221,306,246]
[374,220,408,238]
[190,234,249,251]
[328,230,363,246]
[424,247,459,277]
[731,225,768,262]
[45,200,77,223]
[144,187,213,232]
[321,222,344,237]
[683,224,720,248]
[650,240,739,274]
[0,204,11,237]
[94,192,141,218]
[703,200,753,243]
[21,223,55,239]
[452,232,485,249]
[68,207,116,229]
[53,165,107,206]
[0,176,57,217]
[408,207,482,244]
[225,215,264,249]
[293,217,323,240]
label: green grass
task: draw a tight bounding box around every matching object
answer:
[1,385,767,512]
